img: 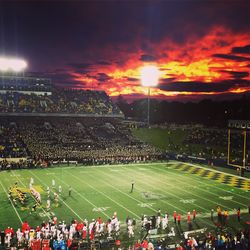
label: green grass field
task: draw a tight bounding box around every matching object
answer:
[0,161,249,246]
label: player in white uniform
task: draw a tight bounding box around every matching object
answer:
[46,199,51,211]
[156,215,161,229]
[47,186,50,197]
[16,229,23,246]
[58,185,62,195]
[128,224,134,238]
[115,220,120,236]
[162,214,169,230]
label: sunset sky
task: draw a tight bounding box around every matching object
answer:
[0,0,249,101]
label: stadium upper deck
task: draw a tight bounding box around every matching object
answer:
[0,74,123,117]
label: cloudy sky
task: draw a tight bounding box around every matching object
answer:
[0,0,249,101]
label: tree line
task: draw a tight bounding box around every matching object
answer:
[116,95,250,126]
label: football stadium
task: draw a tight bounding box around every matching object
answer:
[0,1,250,250]
[0,67,249,250]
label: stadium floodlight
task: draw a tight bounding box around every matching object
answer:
[140,65,160,127]
[0,57,27,72]
[0,58,9,71]
[140,65,160,87]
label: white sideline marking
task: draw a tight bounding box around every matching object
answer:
[51,162,166,170]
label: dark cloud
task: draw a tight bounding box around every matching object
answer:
[54,68,66,73]
[222,70,249,79]
[212,54,250,62]
[160,78,177,84]
[73,69,91,74]
[96,61,112,66]
[68,63,92,69]
[112,91,250,103]
[159,79,250,93]
[126,77,139,82]
[0,1,249,100]
[232,45,250,54]
[97,73,112,82]
[140,54,156,62]
[46,71,76,87]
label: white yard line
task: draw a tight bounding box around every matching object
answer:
[150,165,247,208]
[88,166,215,228]
[29,170,84,221]
[79,168,159,214]
[130,166,215,212]
[124,167,216,227]
[0,180,23,223]
[43,168,110,219]
[65,170,141,219]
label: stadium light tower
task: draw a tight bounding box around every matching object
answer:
[140,65,160,127]
[0,57,27,73]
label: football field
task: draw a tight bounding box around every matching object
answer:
[0,161,249,243]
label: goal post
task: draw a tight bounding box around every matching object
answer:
[227,120,250,176]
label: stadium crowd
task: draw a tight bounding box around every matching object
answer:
[0,90,122,115]
[0,117,164,169]
[0,124,28,158]
[162,124,250,166]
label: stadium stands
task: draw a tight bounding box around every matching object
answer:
[0,83,164,167]
[0,116,164,168]
[0,89,122,115]
[0,123,28,158]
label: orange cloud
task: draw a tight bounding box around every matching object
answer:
[71,26,250,100]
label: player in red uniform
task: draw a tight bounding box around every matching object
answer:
[177,214,181,225]
[193,210,196,221]
[187,212,191,224]
[173,211,177,224]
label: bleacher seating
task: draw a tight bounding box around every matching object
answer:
[0,117,164,166]
[0,89,122,115]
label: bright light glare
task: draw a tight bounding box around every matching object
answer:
[0,57,27,72]
[140,65,160,87]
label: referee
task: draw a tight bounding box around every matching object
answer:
[130,180,135,193]
[69,186,72,196]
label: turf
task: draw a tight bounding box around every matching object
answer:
[0,162,249,246]
[132,128,187,151]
